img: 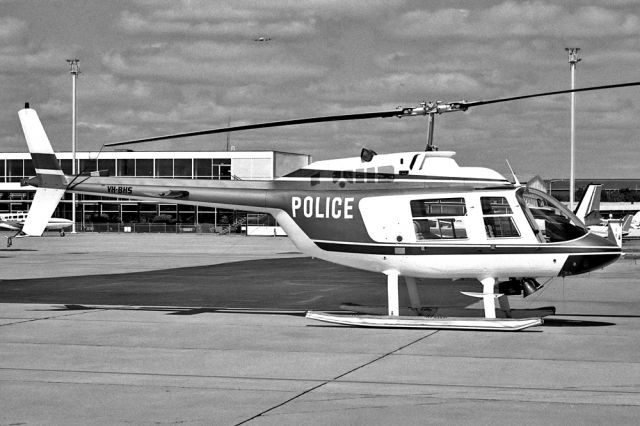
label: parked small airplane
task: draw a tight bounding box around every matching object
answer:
[574,184,633,239]
[2,206,72,247]
[0,211,72,234]
[17,81,638,331]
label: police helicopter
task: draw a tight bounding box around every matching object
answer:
[18,82,639,331]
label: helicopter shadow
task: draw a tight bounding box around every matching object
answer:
[2,256,486,311]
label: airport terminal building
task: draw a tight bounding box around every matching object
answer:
[0,150,310,232]
[1,150,637,232]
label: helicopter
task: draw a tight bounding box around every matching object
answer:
[18,82,639,331]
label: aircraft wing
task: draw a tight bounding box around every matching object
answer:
[0,221,21,231]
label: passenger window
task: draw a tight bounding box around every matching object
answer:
[481,197,513,215]
[481,196,519,238]
[411,198,468,240]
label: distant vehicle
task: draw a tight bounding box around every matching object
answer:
[254,36,271,42]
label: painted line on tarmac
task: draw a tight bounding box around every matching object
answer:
[234,329,440,425]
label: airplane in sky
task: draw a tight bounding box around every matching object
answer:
[17,82,638,331]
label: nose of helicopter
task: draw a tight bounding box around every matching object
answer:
[558,232,622,276]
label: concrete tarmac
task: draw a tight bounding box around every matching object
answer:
[1,233,640,425]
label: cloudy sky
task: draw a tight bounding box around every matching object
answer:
[1,0,639,179]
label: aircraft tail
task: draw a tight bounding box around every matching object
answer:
[607,222,623,248]
[574,184,602,226]
[620,214,633,234]
[19,106,67,190]
[18,106,67,236]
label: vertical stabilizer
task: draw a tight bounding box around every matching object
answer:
[574,184,602,225]
[607,223,623,248]
[620,214,633,233]
[19,107,66,189]
[18,106,67,236]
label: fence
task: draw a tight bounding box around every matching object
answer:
[78,223,241,234]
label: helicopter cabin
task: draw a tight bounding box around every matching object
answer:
[360,186,588,246]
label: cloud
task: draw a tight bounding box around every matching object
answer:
[0,1,638,179]
[101,41,327,85]
[117,0,397,42]
[0,46,68,75]
[118,10,316,39]
[306,72,482,104]
[0,17,27,44]
[386,1,640,39]
[129,0,392,20]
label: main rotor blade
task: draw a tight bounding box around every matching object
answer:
[104,81,640,147]
[105,110,404,147]
[454,81,640,109]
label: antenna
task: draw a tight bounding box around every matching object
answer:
[505,159,520,186]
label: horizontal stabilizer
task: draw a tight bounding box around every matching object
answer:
[460,291,502,299]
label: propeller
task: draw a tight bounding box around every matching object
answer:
[105,81,640,149]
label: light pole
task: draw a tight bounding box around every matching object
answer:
[67,59,80,233]
[565,47,581,211]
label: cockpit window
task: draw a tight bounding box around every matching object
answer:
[517,188,587,242]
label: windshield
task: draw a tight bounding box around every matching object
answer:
[517,187,587,242]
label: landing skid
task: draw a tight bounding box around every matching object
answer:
[306,311,542,331]
[339,303,556,319]
[304,274,549,331]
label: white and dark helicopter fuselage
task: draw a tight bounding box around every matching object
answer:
[19,105,623,328]
[27,138,620,281]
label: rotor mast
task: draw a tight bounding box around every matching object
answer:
[426,112,436,151]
